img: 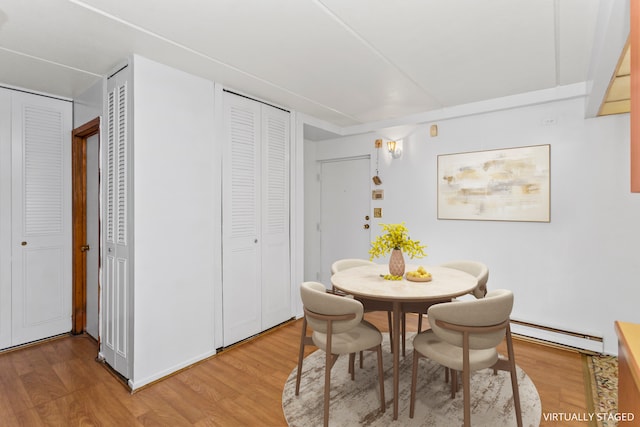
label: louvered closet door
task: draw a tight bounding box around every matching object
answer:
[222,93,262,346]
[102,69,132,378]
[11,91,72,346]
[260,105,290,330]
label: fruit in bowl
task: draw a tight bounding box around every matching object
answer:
[406,266,432,281]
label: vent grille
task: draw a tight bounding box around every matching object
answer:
[106,90,115,243]
[116,83,127,245]
[229,105,257,237]
[264,115,287,234]
[23,106,64,235]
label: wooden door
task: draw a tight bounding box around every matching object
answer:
[319,156,371,285]
[71,118,100,339]
[11,91,73,346]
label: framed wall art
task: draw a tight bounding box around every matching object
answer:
[437,144,550,222]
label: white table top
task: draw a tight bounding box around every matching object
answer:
[331,264,478,302]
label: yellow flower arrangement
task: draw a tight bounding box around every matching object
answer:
[368,222,427,260]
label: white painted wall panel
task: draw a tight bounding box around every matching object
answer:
[131,55,217,389]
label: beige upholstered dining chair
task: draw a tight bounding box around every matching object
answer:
[440,260,489,299]
[331,259,395,353]
[400,261,489,357]
[409,289,522,427]
[295,281,385,427]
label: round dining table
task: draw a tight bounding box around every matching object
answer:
[331,263,478,420]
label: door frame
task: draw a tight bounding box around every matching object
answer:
[71,117,100,335]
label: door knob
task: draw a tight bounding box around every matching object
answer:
[80,245,90,252]
[21,241,27,246]
[363,224,370,229]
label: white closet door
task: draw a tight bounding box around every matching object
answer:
[102,69,132,378]
[260,105,291,330]
[222,93,262,346]
[11,91,72,346]
[0,90,12,349]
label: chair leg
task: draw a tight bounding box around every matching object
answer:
[409,348,420,418]
[510,363,523,427]
[417,313,423,333]
[375,345,386,413]
[295,317,308,396]
[324,350,331,427]
[349,353,355,380]
[360,351,364,369]
[462,333,471,427]
[506,328,523,427]
[451,370,457,398]
[462,368,471,427]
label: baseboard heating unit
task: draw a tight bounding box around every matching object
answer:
[510,319,604,354]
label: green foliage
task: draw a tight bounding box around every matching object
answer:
[368,222,427,260]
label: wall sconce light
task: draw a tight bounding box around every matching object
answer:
[387,140,402,159]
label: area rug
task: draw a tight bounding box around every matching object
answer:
[585,354,618,427]
[283,334,541,426]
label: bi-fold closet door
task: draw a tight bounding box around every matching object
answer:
[222,92,291,347]
[101,66,133,379]
[0,87,72,349]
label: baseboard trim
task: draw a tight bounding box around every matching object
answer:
[511,319,603,354]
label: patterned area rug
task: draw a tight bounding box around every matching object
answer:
[282,334,541,427]
[585,354,618,427]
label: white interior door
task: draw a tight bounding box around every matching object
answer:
[0,89,11,349]
[319,156,371,286]
[222,93,262,346]
[102,68,132,378]
[260,105,290,331]
[11,91,72,346]
[85,133,100,339]
[222,93,291,345]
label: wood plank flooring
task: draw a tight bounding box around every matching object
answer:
[0,312,591,426]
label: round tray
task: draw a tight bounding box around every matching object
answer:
[405,274,432,282]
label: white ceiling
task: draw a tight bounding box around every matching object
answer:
[0,0,601,128]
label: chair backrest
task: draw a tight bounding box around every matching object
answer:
[331,258,376,275]
[439,260,489,299]
[300,281,364,334]
[427,289,513,349]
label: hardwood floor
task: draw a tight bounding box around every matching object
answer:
[0,312,591,426]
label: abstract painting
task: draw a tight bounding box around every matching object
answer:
[438,145,550,222]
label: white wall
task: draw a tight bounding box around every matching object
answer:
[73,79,103,127]
[131,55,217,388]
[305,97,640,355]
